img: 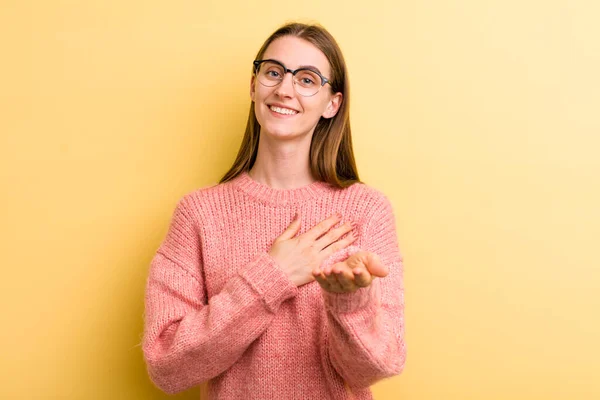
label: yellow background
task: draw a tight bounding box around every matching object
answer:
[1,1,599,399]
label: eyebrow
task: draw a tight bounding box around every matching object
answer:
[269,59,324,75]
[298,64,323,75]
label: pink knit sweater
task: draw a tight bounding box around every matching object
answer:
[142,171,406,399]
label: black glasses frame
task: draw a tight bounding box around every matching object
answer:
[253,59,331,95]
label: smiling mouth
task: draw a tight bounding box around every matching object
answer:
[269,105,299,115]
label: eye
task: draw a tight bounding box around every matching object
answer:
[266,70,281,78]
[296,70,319,87]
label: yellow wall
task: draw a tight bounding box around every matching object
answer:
[1,1,598,399]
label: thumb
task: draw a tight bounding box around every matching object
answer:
[365,252,389,278]
[279,213,302,240]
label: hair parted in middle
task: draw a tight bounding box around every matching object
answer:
[219,22,362,189]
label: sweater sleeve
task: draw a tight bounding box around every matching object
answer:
[142,195,298,394]
[321,193,407,389]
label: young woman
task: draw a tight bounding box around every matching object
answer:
[142,22,406,399]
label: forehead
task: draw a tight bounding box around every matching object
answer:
[263,36,331,77]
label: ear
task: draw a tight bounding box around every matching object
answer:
[250,75,256,102]
[322,92,342,119]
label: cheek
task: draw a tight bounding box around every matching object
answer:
[253,84,267,102]
[303,99,330,119]
[252,89,270,118]
[300,93,325,110]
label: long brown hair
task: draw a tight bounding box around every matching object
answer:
[219,22,362,188]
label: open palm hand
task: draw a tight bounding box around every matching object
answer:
[312,251,389,294]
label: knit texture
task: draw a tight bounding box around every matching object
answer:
[142,171,406,399]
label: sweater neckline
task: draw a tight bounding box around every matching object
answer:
[232,170,333,206]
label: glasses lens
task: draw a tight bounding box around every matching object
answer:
[256,61,284,87]
[293,69,322,96]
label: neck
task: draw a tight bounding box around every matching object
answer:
[249,130,317,189]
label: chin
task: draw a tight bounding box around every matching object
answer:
[261,126,302,139]
[256,112,314,139]
[257,120,298,138]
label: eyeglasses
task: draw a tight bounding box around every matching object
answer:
[253,59,331,97]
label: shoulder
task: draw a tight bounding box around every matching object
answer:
[171,178,241,220]
[340,180,393,211]
[341,182,398,234]
[180,179,227,204]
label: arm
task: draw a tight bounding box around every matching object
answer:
[142,195,298,394]
[321,193,407,389]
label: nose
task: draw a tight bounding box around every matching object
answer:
[274,71,295,98]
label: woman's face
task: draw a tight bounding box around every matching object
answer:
[250,36,342,140]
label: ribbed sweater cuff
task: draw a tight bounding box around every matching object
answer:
[238,252,299,313]
[323,277,381,314]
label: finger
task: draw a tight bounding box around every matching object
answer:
[314,220,354,250]
[301,213,342,242]
[365,252,389,278]
[332,264,357,292]
[313,269,329,287]
[315,269,338,292]
[324,267,343,292]
[352,267,373,287]
[312,268,327,282]
[319,230,357,259]
[278,212,302,240]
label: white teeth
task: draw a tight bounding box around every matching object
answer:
[270,105,298,115]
